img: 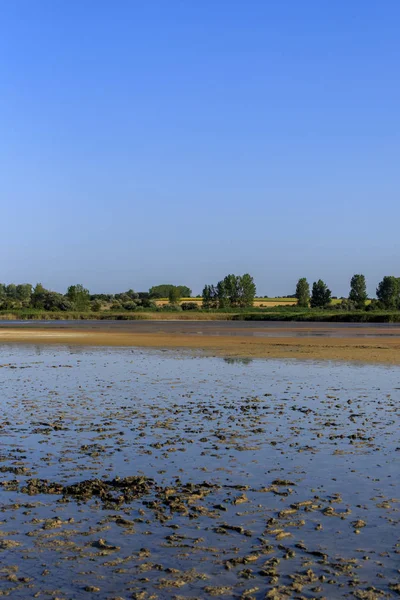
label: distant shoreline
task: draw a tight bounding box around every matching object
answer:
[1,322,400,365]
[1,309,400,323]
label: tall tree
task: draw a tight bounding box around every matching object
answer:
[310,279,332,308]
[376,276,399,309]
[31,283,47,309]
[168,286,181,304]
[67,284,90,310]
[295,277,310,307]
[223,274,240,306]
[202,285,218,309]
[5,284,17,299]
[16,284,32,305]
[216,280,228,308]
[239,273,256,307]
[349,274,367,309]
[203,274,256,309]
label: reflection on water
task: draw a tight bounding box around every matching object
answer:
[0,345,399,599]
[223,357,254,365]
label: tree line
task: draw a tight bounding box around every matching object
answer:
[295,274,400,310]
[201,272,400,311]
[0,283,192,312]
[202,274,256,308]
[1,274,400,312]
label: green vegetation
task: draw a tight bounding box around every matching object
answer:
[168,286,181,304]
[1,272,400,321]
[1,305,400,323]
[349,274,368,309]
[149,284,191,299]
[310,279,332,308]
[202,274,256,309]
[376,276,400,309]
[295,278,310,307]
[66,284,90,310]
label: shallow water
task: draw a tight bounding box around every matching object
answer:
[2,320,400,339]
[0,345,399,599]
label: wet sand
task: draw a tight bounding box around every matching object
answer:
[1,322,400,364]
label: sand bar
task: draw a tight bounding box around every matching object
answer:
[1,323,400,364]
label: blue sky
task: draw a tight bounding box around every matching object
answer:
[1,1,399,296]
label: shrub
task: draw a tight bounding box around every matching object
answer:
[122,301,138,311]
[335,299,357,311]
[160,304,182,312]
[366,299,383,311]
[91,300,103,312]
[181,302,199,311]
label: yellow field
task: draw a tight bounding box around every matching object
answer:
[155,297,297,307]
[154,298,368,307]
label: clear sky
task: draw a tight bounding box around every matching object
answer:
[1,1,399,297]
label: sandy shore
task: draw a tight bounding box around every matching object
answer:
[1,327,400,364]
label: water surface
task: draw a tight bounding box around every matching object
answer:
[0,346,399,599]
[2,319,400,338]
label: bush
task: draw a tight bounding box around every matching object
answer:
[140,298,156,309]
[110,301,122,310]
[122,301,138,311]
[159,304,182,312]
[335,299,357,311]
[366,299,383,311]
[42,292,72,311]
[181,302,199,311]
[91,300,103,312]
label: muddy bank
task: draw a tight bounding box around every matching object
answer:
[1,326,400,364]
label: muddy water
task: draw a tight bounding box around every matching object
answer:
[2,320,400,338]
[0,345,399,599]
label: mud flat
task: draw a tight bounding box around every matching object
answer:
[0,345,399,599]
[1,321,400,364]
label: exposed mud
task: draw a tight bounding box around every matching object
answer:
[0,346,399,599]
[1,322,400,364]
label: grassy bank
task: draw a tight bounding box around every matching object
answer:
[0,310,227,321]
[1,308,400,323]
[233,310,400,323]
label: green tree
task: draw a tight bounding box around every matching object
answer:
[376,276,399,309]
[31,283,48,309]
[310,279,332,308]
[216,280,229,308]
[239,273,256,307]
[223,275,239,306]
[203,274,256,309]
[295,277,310,307]
[349,274,367,309]
[16,284,32,305]
[5,284,17,299]
[125,289,139,300]
[67,284,90,310]
[178,286,192,298]
[149,284,192,298]
[42,291,72,311]
[168,286,181,304]
[202,284,218,309]
[115,289,139,304]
